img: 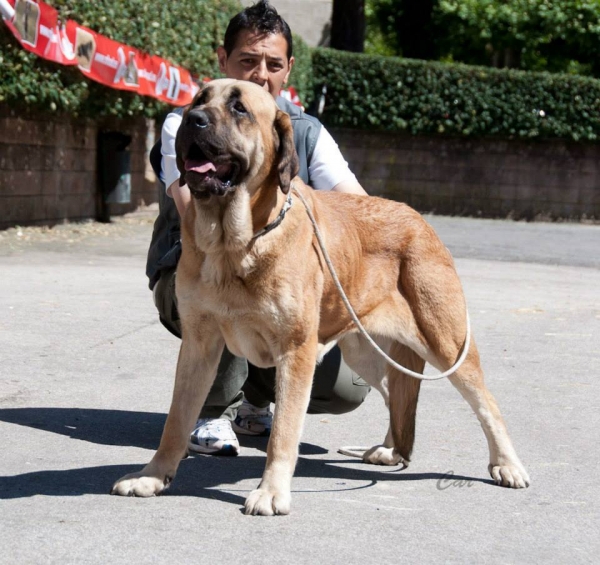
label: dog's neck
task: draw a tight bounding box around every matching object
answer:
[184,182,288,285]
[249,179,289,239]
[191,188,253,253]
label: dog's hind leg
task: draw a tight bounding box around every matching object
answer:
[402,247,530,488]
[446,349,530,488]
[111,325,225,497]
[339,335,421,467]
[367,343,424,466]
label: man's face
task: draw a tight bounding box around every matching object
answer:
[217,29,294,98]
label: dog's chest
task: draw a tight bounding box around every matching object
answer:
[218,297,290,368]
[185,271,299,368]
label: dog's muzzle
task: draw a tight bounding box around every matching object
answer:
[184,153,238,198]
[179,129,239,198]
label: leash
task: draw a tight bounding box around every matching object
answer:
[292,186,472,461]
[291,186,471,382]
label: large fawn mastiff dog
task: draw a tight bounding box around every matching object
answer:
[112,79,529,515]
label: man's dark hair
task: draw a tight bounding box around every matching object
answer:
[223,0,293,60]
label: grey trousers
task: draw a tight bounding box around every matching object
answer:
[154,268,370,421]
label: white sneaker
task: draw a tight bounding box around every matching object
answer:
[232,401,273,436]
[188,418,240,456]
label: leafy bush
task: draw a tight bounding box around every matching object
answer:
[0,0,241,118]
[436,0,600,75]
[313,48,600,141]
[364,0,399,57]
[288,33,314,108]
[365,0,600,78]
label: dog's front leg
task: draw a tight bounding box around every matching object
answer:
[244,340,317,516]
[112,325,224,497]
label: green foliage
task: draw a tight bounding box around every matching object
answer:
[312,48,600,141]
[365,0,400,56]
[0,26,89,114]
[48,0,241,74]
[288,33,314,108]
[365,0,600,78]
[0,0,242,118]
[365,0,439,59]
[436,0,600,75]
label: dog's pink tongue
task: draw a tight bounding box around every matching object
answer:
[185,159,216,174]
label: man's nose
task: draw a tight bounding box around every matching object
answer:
[253,60,269,82]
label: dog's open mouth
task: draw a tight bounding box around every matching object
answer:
[184,143,238,198]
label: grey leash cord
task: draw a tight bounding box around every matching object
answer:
[292,186,472,460]
[291,186,471,382]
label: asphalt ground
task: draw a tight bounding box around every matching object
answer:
[0,207,598,564]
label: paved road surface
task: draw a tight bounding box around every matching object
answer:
[1,210,598,564]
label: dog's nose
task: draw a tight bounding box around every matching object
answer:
[187,109,210,129]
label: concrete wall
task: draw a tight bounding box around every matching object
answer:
[2,110,598,228]
[0,108,158,229]
[333,129,600,220]
[241,0,332,47]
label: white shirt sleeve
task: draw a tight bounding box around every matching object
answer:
[308,125,357,191]
[161,111,183,196]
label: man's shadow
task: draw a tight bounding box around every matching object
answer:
[0,407,493,505]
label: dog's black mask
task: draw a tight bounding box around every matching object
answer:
[175,107,241,199]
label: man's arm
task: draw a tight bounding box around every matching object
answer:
[169,181,191,218]
[308,126,368,195]
[331,178,368,196]
[161,110,192,217]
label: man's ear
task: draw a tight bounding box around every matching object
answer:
[274,109,299,194]
[283,56,295,86]
[217,46,228,74]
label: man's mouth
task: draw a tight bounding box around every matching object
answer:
[183,143,238,198]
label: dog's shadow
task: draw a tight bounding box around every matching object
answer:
[0,407,493,505]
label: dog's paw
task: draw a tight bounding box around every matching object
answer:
[362,445,408,468]
[244,488,291,516]
[111,472,171,497]
[489,463,530,489]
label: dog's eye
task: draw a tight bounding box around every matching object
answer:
[233,101,247,115]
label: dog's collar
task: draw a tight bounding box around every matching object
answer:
[251,193,293,241]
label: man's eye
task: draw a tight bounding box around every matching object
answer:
[233,101,247,114]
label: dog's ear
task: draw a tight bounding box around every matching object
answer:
[274,109,299,194]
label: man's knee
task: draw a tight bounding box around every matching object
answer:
[153,268,181,338]
[308,347,370,415]
[327,364,370,415]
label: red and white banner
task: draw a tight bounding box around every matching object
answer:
[1,0,303,108]
[1,0,198,105]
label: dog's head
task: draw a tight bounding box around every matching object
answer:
[175,79,299,199]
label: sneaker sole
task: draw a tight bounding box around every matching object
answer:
[232,420,271,437]
[187,442,239,456]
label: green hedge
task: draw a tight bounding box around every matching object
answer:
[0,0,314,119]
[7,0,596,141]
[288,34,314,108]
[0,0,241,118]
[312,48,600,141]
